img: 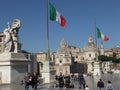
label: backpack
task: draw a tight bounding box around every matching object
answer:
[108,85,113,90]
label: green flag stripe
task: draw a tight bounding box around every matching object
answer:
[97,28,101,38]
[49,2,57,21]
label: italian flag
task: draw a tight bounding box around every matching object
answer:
[49,2,66,28]
[97,28,109,41]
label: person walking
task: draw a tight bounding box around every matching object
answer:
[24,72,30,90]
[106,80,114,90]
[78,73,85,89]
[97,79,104,90]
[82,78,86,89]
[55,75,59,87]
[70,74,74,88]
[58,72,64,88]
[32,72,38,90]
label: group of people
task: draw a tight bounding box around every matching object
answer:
[78,73,86,89]
[23,71,114,90]
[97,78,114,90]
[55,73,89,90]
[55,72,74,88]
[78,73,89,90]
[55,73,114,90]
[24,72,38,90]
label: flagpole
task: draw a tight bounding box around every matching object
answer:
[93,18,101,76]
[94,17,97,46]
[46,0,50,61]
[94,17,99,60]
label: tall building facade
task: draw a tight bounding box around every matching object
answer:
[83,35,98,74]
[54,39,72,75]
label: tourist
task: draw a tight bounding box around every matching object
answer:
[78,73,85,89]
[64,75,70,88]
[24,72,30,90]
[82,78,86,89]
[69,74,74,88]
[32,72,38,90]
[28,76,33,86]
[55,75,59,87]
[106,80,114,90]
[58,72,64,88]
[97,79,104,90]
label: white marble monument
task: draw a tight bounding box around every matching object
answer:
[3,19,21,53]
[0,19,31,84]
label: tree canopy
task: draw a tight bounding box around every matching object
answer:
[98,55,120,63]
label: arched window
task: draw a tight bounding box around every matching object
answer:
[89,54,91,57]
[59,60,62,63]
[76,56,78,58]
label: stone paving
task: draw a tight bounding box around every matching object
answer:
[0,74,120,90]
[85,74,120,90]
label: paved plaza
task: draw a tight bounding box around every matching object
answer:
[0,74,120,90]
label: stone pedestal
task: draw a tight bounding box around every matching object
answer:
[93,61,101,76]
[0,52,31,84]
[41,61,55,83]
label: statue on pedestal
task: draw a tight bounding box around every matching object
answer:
[3,19,21,53]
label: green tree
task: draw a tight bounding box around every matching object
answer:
[98,55,120,63]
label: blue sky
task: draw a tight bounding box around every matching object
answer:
[0,0,120,53]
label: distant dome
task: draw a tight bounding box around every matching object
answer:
[57,39,70,54]
[88,35,94,43]
[60,39,67,48]
[84,36,97,51]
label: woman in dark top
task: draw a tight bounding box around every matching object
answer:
[32,72,38,90]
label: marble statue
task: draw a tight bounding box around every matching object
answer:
[3,26,13,52]
[3,19,20,53]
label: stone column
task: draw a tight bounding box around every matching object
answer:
[41,61,56,83]
[93,61,101,76]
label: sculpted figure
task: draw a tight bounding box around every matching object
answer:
[3,19,21,53]
[3,26,13,52]
[10,19,20,53]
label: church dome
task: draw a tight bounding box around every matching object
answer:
[57,39,70,54]
[84,36,97,51]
